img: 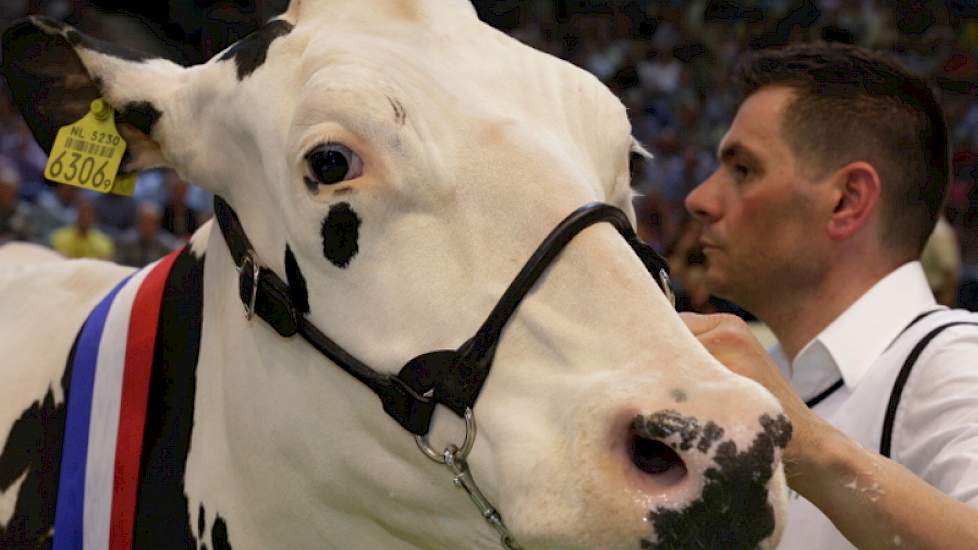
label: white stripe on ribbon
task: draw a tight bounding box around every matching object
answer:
[82,262,155,549]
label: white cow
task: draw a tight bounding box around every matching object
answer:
[0,1,791,548]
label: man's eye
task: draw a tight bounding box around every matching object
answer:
[732,164,750,179]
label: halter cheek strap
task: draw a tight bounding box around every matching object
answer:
[213,196,672,436]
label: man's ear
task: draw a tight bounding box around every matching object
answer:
[826,161,882,241]
[1,16,187,173]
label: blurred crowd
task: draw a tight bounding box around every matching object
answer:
[0,0,976,309]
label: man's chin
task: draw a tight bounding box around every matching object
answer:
[702,268,734,301]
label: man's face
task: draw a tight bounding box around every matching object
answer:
[684,86,830,310]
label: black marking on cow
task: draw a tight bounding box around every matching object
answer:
[2,19,102,153]
[132,247,206,548]
[211,514,232,550]
[0,335,77,547]
[697,421,724,454]
[387,96,407,126]
[321,202,361,268]
[760,413,792,450]
[643,413,792,549]
[120,101,163,136]
[285,245,310,314]
[198,504,206,539]
[219,19,293,80]
[2,18,159,160]
[637,410,703,452]
[670,389,688,403]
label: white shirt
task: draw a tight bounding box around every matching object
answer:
[771,262,978,549]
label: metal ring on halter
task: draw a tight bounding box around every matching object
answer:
[415,407,477,463]
[237,251,260,320]
[658,268,676,309]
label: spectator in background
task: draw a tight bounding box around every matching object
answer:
[50,198,114,260]
[0,124,48,201]
[92,191,137,240]
[115,202,178,267]
[0,163,33,244]
[921,216,961,306]
[32,184,78,244]
[161,171,200,240]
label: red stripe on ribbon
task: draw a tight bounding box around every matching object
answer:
[109,250,180,550]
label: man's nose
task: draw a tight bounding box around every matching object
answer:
[685,175,720,223]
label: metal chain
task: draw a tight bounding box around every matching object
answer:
[415,409,523,550]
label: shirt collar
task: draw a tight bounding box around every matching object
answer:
[794,262,937,392]
[798,261,937,390]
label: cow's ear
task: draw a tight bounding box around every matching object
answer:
[1,16,187,173]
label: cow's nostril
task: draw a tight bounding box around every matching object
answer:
[629,432,686,477]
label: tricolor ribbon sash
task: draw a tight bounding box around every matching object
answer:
[54,250,180,550]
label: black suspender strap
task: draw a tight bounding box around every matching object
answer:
[880,320,978,457]
[805,378,845,408]
[804,309,948,410]
[884,308,944,352]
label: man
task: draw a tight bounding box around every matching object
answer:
[683,43,978,548]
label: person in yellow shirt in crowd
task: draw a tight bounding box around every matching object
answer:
[50,196,114,260]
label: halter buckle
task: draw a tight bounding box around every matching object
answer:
[236,250,261,320]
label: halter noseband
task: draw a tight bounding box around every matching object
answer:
[213,197,673,437]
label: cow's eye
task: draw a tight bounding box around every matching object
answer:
[304,143,363,186]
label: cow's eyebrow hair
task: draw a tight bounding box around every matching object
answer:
[387,96,407,126]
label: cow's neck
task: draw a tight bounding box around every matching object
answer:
[180,222,495,549]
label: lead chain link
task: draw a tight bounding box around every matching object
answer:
[442,445,523,550]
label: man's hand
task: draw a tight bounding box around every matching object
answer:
[679,312,826,470]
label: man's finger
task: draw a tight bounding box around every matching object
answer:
[679,311,726,336]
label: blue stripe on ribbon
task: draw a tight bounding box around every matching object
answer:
[54,274,133,550]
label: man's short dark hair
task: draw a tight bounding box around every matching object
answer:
[734,42,950,259]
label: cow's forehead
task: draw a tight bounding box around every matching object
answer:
[265,3,631,156]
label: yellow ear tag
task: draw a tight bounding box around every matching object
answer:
[44,99,133,196]
[111,172,138,196]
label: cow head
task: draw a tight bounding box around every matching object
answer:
[2,1,791,547]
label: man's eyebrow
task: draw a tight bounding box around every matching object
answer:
[717,141,761,166]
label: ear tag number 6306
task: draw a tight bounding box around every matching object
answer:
[44,99,135,196]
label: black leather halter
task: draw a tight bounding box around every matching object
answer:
[214,197,673,436]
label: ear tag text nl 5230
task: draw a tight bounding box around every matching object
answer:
[44,99,133,196]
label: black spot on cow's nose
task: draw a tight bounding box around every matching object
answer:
[761,413,793,450]
[636,410,723,453]
[669,388,688,403]
[643,413,789,549]
[321,202,360,268]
